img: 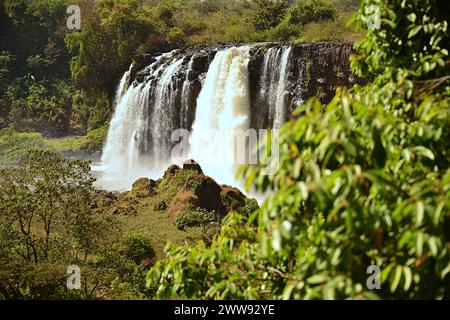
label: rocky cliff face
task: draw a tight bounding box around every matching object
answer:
[130,42,362,131]
[248,42,363,128]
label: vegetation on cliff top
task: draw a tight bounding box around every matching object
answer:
[0,0,359,142]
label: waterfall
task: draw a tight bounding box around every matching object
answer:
[181,57,194,130]
[96,44,295,191]
[149,57,185,164]
[96,52,191,190]
[257,46,292,128]
[189,46,251,187]
[115,64,132,103]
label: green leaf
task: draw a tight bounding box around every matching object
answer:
[407,13,416,22]
[403,267,412,291]
[390,266,402,293]
[428,237,438,257]
[307,273,328,285]
[415,202,425,226]
[414,146,435,160]
[408,25,422,38]
[416,232,424,257]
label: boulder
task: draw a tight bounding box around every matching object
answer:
[167,190,199,218]
[193,176,225,217]
[131,178,157,198]
[220,185,246,212]
[183,159,203,174]
[163,164,180,179]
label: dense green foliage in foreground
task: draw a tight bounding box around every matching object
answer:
[148,0,450,299]
[0,0,358,138]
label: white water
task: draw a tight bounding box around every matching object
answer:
[95,44,294,192]
[258,46,292,128]
[95,55,174,190]
[189,46,251,187]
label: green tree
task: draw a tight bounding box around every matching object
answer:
[251,0,291,31]
[0,51,13,128]
[269,0,338,41]
[65,0,158,96]
[0,150,109,298]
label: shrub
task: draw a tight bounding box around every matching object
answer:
[175,208,216,228]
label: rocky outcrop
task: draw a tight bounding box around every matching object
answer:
[131,178,157,198]
[183,159,203,174]
[248,42,364,128]
[94,162,258,228]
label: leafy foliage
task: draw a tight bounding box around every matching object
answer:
[147,0,450,299]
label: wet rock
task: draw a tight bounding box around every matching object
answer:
[247,42,365,128]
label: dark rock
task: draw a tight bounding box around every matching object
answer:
[125,42,361,135]
[131,178,157,198]
[193,176,225,217]
[164,164,180,178]
[131,54,155,83]
[247,42,365,128]
[183,159,203,174]
[220,185,246,212]
[177,223,186,231]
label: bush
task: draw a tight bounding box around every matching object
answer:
[297,12,361,42]
[121,233,156,265]
[175,208,216,227]
[81,124,109,152]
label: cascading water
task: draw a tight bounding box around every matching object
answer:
[95,44,295,191]
[189,46,251,187]
[96,52,191,190]
[116,64,132,102]
[257,46,292,128]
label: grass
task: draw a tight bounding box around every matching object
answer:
[0,126,109,165]
[118,203,205,260]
